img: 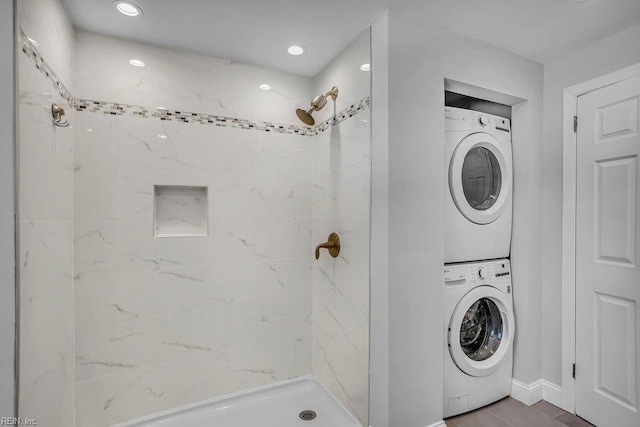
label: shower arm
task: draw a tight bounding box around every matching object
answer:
[325,86,338,101]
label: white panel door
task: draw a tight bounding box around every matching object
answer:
[576,75,640,427]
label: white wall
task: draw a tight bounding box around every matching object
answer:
[18,0,74,88]
[18,0,76,425]
[370,11,389,427]
[311,32,370,124]
[311,30,371,425]
[541,22,640,387]
[0,0,16,418]
[16,13,373,424]
[73,31,315,427]
[385,10,543,426]
[74,31,312,125]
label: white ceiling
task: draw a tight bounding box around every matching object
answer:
[61,0,640,77]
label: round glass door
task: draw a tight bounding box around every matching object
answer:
[448,286,514,377]
[460,298,503,361]
[461,147,502,211]
[449,133,511,225]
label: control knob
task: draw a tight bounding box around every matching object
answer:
[478,267,489,279]
[479,115,489,126]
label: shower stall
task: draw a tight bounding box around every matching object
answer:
[16,0,371,426]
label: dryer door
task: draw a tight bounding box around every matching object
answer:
[448,285,514,377]
[449,132,511,225]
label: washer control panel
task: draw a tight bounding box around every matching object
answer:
[444,259,511,285]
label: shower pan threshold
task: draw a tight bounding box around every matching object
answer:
[112,376,362,427]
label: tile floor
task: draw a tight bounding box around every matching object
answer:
[445,397,594,427]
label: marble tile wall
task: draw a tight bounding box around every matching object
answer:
[72,112,313,426]
[312,31,371,125]
[311,30,372,425]
[74,31,313,126]
[17,0,76,425]
[17,9,371,425]
[70,29,322,426]
[18,0,74,92]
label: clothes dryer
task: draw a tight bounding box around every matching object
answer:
[445,107,512,263]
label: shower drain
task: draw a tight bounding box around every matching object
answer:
[299,410,317,421]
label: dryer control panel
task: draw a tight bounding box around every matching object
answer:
[444,259,511,286]
[444,106,511,136]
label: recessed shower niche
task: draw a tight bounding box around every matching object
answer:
[153,185,208,237]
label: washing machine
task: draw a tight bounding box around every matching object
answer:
[443,259,515,418]
[444,107,513,263]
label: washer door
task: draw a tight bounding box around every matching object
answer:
[449,132,511,225]
[448,286,514,377]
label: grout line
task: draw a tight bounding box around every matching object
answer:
[484,406,517,427]
[492,413,516,427]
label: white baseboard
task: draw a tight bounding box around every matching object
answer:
[511,378,543,405]
[425,421,446,427]
[511,379,562,408]
[541,380,563,408]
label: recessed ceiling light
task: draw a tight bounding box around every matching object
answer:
[114,1,142,17]
[360,63,370,71]
[158,134,168,139]
[157,106,167,110]
[129,59,145,67]
[259,84,272,90]
[27,37,39,47]
[287,45,306,56]
[85,128,94,132]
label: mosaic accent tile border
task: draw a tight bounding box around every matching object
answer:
[74,99,317,136]
[18,29,370,136]
[313,97,370,134]
[73,97,370,136]
[18,30,74,107]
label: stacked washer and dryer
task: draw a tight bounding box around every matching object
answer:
[443,106,515,417]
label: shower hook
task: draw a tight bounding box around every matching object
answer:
[51,103,70,127]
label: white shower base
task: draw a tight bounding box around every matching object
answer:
[113,376,362,427]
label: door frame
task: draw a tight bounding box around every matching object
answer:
[561,62,640,413]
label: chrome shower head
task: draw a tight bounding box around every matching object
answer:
[296,86,339,126]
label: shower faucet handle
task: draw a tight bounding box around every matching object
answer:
[315,233,340,260]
